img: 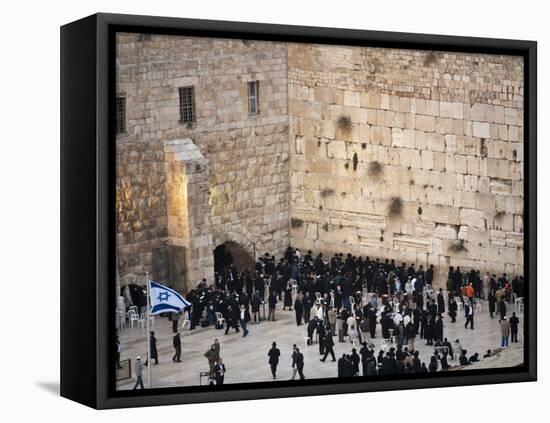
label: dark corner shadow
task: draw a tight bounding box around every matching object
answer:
[36,381,60,396]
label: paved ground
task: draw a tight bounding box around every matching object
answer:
[117,296,524,390]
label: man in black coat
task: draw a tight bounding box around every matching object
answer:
[294,297,304,326]
[498,298,507,320]
[267,342,281,379]
[426,264,434,286]
[464,300,474,329]
[292,347,305,380]
[172,332,182,363]
[448,297,458,323]
[225,304,240,334]
[367,306,377,338]
[434,314,444,342]
[317,322,326,355]
[145,331,158,366]
[306,318,318,345]
[320,326,336,362]
[303,292,313,323]
[268,291,277,321]
[510,312,520,343]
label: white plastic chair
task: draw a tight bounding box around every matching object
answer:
[455,298,463,312]
[181,318,191,330]
[215,312,225,327]
[475,300,483,314]
[515,297,524,311]
[138,313,147,329]
[127,310,139,328]
[290,279,298,296]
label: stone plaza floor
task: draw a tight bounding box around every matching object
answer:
[116,297,524,390]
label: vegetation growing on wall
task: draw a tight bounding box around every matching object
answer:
[337,114,352,133]
[388,196,403,218]
[291,218,304,228]
[423,51,437,66]
[449,239,468,252]
[320,188,335,198]
[368,160,383,177]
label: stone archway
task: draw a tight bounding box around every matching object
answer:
[213,231,256,273]
[213,241,254,273]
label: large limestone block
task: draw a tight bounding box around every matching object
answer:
[326,140,347,159]
[426,133,445,152]
[459,208,486,229]
[416,115,435,132]
[343,91,359,107]
[392,128,405,147]
[473,121,491,138]
[421,150,434,170]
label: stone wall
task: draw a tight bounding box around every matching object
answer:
[116,34,290,289]
[287,44,524,286]
[115,34,524,290]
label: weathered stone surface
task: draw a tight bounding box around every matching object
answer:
[116,36,524,291]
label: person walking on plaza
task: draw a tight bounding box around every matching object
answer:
[510,312,520,343]
[251,292,261,324]
[171,311,180,333]
[145,331,158,366]
[204,343,220,378]
[448,296,457,323]
[464,299,474,330]
[283,281,293,311]
[172,331,182,363]
[320,326,336,362]
[268,342,281,379]
[294,347,305,380]
[240,304,250,337]
[488,289,497,318]
[225,304,240,335]
[294,295,304,326]
[133,356,144,390]
[437,288,445,315]
[500,316,510,348]
[214,358,226,385]
[498,297,507,320]
[268,291,277,321]
[290,344,305,380]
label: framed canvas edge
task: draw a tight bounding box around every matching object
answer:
[61,12,537,410]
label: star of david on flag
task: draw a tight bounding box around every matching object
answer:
[149,281,191,315]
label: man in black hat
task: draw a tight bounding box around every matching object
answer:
[267,342,281,379]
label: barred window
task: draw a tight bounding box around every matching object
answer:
[115,97,126,134]
[137,33,152,41]
[247,80,259,116]
[178,86,196,124]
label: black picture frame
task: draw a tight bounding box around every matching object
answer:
[60,12,537,409]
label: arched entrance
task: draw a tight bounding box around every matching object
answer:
[213,241,254,274]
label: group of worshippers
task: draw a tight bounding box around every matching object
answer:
[128,246,523,388]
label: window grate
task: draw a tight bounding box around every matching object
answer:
[247,80,259,116]
[115,97,126,134]
[178,86,195,124]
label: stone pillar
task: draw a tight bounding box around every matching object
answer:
[164,139,215,291]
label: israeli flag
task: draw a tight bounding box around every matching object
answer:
[149,281,191,315]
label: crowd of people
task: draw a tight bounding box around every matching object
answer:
[122,247,524,388]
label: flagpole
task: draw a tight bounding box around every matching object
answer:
[146,271,152,389]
